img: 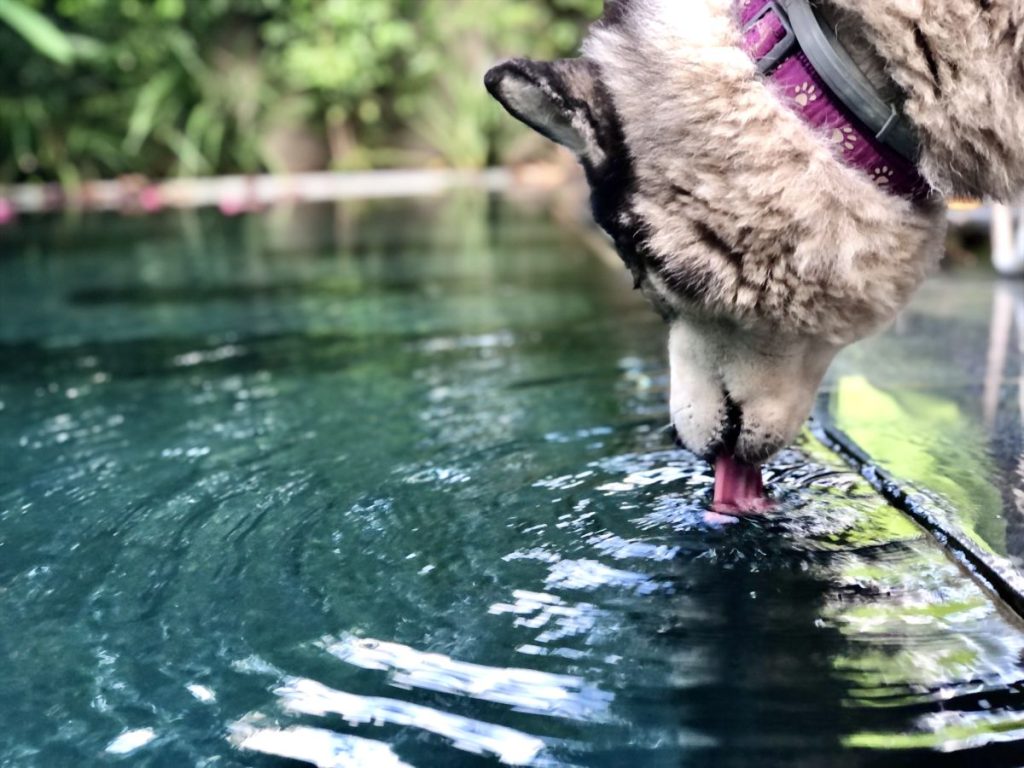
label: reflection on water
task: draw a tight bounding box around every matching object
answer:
[2,197,1024,767]
[231,723,413,768]
[321,635,613,720]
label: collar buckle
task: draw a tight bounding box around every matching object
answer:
[743,1,797,74]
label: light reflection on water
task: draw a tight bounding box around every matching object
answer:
[1,197,1024,767]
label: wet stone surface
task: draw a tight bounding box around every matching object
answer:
[2,197,1024,767]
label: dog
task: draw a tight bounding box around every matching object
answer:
[485,0,1024,466]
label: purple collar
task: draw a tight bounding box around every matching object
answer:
[737,0,928,200]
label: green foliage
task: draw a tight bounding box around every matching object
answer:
[0,0,603,182]
[0,0,75,64]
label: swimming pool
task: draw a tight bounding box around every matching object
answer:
[2,193,1023,766]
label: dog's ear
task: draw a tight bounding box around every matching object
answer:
[484,58,606,166]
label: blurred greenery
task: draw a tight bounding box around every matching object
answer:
[0,0,602,183]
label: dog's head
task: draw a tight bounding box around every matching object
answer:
[485,55,843,461]
[485,0,950,462]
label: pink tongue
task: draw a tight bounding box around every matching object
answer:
[713,453,766,513]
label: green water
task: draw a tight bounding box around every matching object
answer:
[2,195,1024,767]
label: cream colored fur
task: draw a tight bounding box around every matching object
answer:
[487,0,1024,462]
[584,0,948,345]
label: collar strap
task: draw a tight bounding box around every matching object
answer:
[738,0,929,199]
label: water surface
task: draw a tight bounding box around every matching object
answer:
[2,196,1024,767]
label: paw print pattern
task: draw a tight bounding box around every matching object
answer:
[792,82,818,107]
[871,165,894,186]
[830,125,858,153]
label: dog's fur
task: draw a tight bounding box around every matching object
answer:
[486,0,1024,462]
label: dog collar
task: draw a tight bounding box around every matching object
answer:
[738,0,929,199]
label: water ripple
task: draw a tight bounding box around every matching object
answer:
[273,677,547,765]
[231,722,413,768]
[321,634,613,721]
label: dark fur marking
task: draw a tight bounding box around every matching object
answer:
[652,256,715,304]
[735,225,756,253]
[545,62,608,152]
[668,187,757,272]
[578,71,650,286]
[912,26,942,94]
[694,221,745,267]
[670,184,694,200]
[601,0,634,27]
[1001,18,1019,48]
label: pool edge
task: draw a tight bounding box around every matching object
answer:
[810,414,1024,623]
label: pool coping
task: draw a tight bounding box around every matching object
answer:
[0,167,519,216]
[810,414,1024,622]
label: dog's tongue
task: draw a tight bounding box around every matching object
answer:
[713,453,766,513]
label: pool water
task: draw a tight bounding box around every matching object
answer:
[2,194,1024,767]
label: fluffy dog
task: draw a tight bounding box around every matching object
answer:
[485,0,1024,464]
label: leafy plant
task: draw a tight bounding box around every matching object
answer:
[0,0,603,182]
[0,0,76,64]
